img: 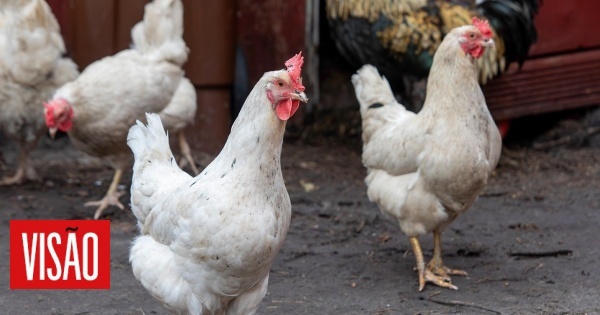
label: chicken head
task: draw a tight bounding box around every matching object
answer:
[458,18,495,59]
[266,52,308,121]
[44,98,73,138]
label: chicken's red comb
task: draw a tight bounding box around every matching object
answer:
[285,52,305,91]
[472,17,493,40]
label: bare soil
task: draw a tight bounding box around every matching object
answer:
[1,130,599,314]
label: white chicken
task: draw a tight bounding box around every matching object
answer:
[126,53,307,314]
[43,0,198,219]
[352,19,502,291]
[0,0,78,185]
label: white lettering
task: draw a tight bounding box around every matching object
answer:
[63,233,81,280]
[20,231,100,282]
[47,233,61,281]
[82,233,98,280]
[22,233,37,281]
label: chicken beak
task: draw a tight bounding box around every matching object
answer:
[49,127,58,139]
[482,38,494,47]
[291,91,308,103]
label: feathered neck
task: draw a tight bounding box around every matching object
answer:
[421,34,484,116]
[212,74,286,169]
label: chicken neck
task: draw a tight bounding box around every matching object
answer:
[420,38,487,120]
[212,82,287,173]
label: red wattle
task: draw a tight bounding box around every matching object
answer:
[276,99,300,121]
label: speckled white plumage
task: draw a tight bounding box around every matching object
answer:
[353,25,502,238]
[49,0,195,171]
[127,69,297,314]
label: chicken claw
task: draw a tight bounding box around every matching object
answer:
[0,145,40,185]
[85,169,125,219]
[85,191,125,219]
[424,269,458,291]
[427,262,468,278]
[0,170,26,185]
[427,231,468,278]
[0,166,39,185]
[410,236,459,291]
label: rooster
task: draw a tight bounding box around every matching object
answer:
[0,0,78,185]
[126,53,307,314]
[43,0,198,219]
[327,0,540,108]
[352,19,501,291]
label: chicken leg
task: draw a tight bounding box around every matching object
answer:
[85,169,125,219]
[0,151,6,170]
[177,130,199,174]
[409,237,458,291]
[427,231,468,280]
[0,141,40,185]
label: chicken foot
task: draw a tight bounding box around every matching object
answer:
[85,169,125,219]
[427,231,468,279]
[0,142,39,185]
[177,130,199,174]
[409,237,458,291]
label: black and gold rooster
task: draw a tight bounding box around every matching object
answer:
[326,0,540,108]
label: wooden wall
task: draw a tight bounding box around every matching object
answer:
[47,0,235,154]
[485,0,600,121]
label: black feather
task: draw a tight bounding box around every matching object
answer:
[478,0,540,68]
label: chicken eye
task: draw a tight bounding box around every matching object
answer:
[278,81,284,87]
[469,33,475,39]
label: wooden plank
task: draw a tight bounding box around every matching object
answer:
[46,0,74,56]
[182,0,236,86]
[114,0,148,52]
[184,88,231,153]
[236,0,306,85]
[70,0,117,69]
[485,49,600,120]
[529,0,600,56]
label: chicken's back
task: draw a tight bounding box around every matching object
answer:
[1,0,65,85]
[54,51,184,166]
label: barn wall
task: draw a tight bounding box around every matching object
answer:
[485,0,600,120]
[47,0,235,154]
[235,0,307,127]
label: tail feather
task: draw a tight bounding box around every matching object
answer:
[351,65,402,116]
[127,113,173,164]
[127,113,191,226]
[352,65,415,147]
[131,0,188,66]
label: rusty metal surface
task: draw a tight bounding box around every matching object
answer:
[485,49,600,120]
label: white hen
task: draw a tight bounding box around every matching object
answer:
[353,20,502,291]
[43,0,197,219]
[127,53,307,314]
[0,0,78,185]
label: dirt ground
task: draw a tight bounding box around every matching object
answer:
[1,122,599,314]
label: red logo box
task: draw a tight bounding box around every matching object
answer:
[10,220,110,289]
